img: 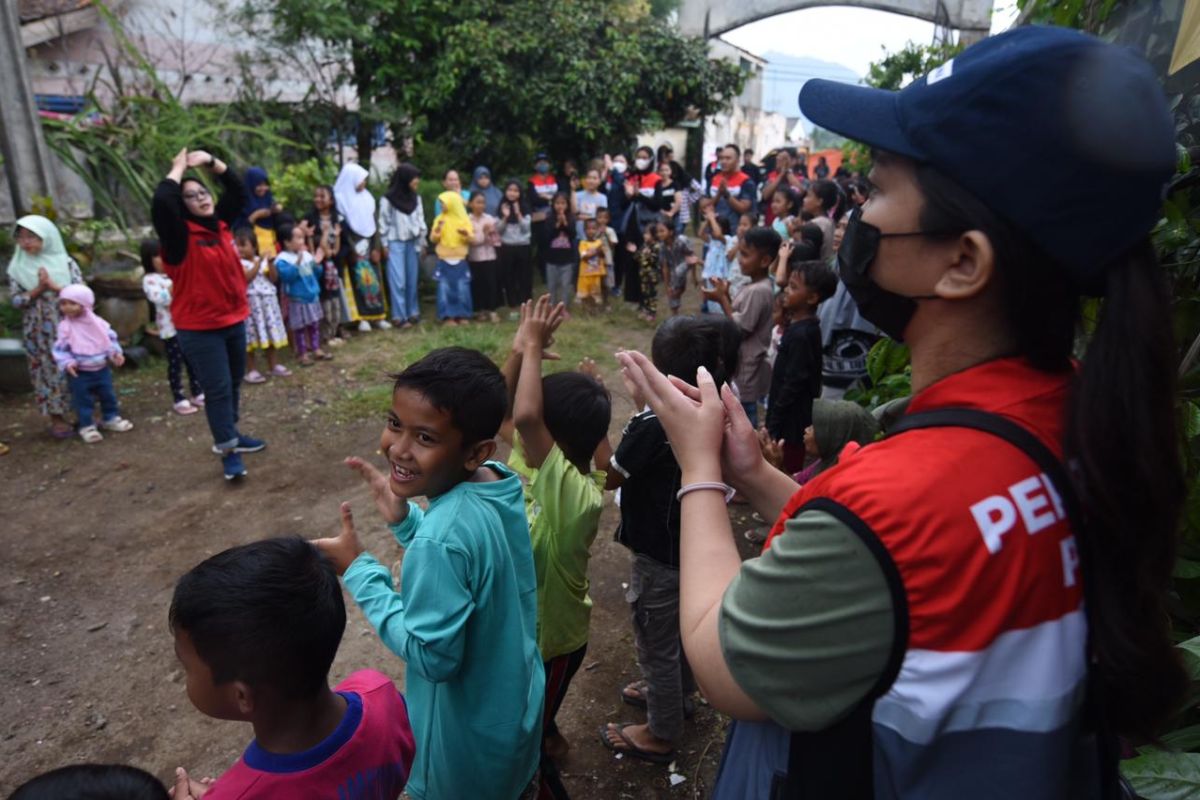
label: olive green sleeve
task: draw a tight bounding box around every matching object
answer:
[719,509,896,731]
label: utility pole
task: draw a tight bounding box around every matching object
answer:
[0,0,55,216]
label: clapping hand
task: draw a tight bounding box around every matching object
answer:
[185,150,214,169]
[516,294,566,360]
[701,277,729,301]
[168,767,212,799]
[312,502,367,576]
[758,426,784,470]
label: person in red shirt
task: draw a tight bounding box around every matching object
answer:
[709,144,755,234]
[151,148,265,481]
[617,26,1186,799]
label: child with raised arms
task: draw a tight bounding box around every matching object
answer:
[313,347,544,800]
[499,296,612,792]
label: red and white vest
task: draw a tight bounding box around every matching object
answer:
[766,358,1089,798]
[163,219,248,331]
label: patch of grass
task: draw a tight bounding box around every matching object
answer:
[320,302,657,422]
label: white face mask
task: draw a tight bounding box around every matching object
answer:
[635,158,651,171]
[612,161,627,173]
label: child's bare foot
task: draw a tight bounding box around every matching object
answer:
[443,319,459,327]
[316,349,334,361]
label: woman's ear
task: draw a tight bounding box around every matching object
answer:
[934,230,995,300]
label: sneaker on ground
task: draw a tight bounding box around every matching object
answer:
[222,451,247,480]
[78,425,103,444]
[357,320,371,332]
[173,399,199,415]
[375,320,392,330]
[211,434,267,455]
[101,417,134,432]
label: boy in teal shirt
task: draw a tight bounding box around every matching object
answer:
[314,347,543,800]
[500,296,612,776]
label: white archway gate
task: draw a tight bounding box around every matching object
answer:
[679,0,993,38]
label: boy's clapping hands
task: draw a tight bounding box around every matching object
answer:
[513,295,566,359]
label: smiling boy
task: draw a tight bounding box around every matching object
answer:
[314,347,544,800]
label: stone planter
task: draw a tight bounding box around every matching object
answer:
[89,267,149,342]
[0,337,32,394]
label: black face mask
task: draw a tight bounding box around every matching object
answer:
[837,207,947,342]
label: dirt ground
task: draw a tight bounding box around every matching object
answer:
[0,297,764,798]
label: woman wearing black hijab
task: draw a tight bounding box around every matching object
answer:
[379,163,429,327]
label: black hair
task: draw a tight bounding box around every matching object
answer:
[276,221,302,247]
[773,187,802,217]
[744,148,754,157]
[595,206,611,220]
[722,143,741,157]
[543,372,612,466]
[786,239,819,264]
[139,239,161,273]
[798,222,824,255]
[788,259,838,303]
[809,179,843,218]
[468,190,487,207]
[742,226,782,262]
[501,181,529,218]
[9,764,168,800]
[391,347,507,445]
[915,161,1187,741]
[233,227,258,251]
[635,145,654,160]
[583,217,600,230]
[168,537,346,701]
[651,316,742,388]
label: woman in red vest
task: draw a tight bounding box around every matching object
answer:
[152,148,263,481]
[616,27,1185,799]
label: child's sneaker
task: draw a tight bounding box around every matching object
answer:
[375,319,393,330]
[244,369,267,384]
[78,425,103,444]
[222,450,247,481]
[173,399,199,416]
[101,417,134,432]
[357,320,372,332]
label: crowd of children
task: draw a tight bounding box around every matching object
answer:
[13,141,871,797]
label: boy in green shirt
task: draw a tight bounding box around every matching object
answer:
[500,295,613,779]
[314,347,543,800]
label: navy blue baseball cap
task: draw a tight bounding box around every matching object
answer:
[534,152,550,162]
[799,25,1175,295]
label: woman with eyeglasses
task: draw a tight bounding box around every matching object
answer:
[151,148,265,481]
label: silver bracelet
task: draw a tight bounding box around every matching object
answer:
[676,481,735,503]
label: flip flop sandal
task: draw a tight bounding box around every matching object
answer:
[597,723,675,764]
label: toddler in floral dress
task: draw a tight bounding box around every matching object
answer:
[235,229,291,383]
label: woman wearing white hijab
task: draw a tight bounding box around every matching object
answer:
[333,163,391,330]
[334,163,377,240]
[6,215,83,437]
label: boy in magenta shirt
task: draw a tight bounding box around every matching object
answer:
[169,537,415,800]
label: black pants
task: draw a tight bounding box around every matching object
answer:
[498,244,533,306]
[539,643,587,800]
[532,219,551,284]
[470,259,500,312]
[164,335,202,402]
